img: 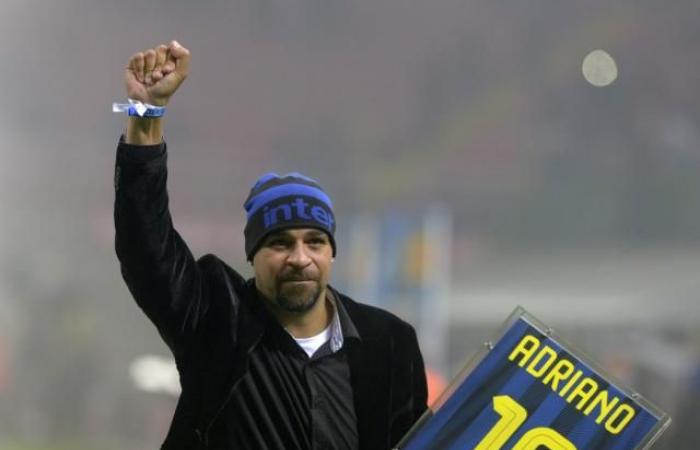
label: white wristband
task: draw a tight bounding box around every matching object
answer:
[112,99,165,118]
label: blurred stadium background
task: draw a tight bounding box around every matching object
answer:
[1,0,699,448]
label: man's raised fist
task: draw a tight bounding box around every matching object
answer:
[124,40,190,107]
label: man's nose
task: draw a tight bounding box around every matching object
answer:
[287,241,312,267]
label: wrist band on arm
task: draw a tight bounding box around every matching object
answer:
[112,99,166,118]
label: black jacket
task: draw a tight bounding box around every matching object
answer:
[114,140,428,449]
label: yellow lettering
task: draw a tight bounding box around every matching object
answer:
[543,359,575,392]
[565,377,599,410]
[508,335,541,368]
[605,404,636,434]
[526,346,558,378]
[559,369,583,397]
[583,390,620,424]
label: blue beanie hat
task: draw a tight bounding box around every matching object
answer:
[243,172,336,260]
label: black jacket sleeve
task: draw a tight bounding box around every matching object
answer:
[391,325,429,447]
[410,327,429,422]
[114,139,208,357]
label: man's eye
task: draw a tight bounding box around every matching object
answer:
[267,240,287,248]
[308,238,327,246]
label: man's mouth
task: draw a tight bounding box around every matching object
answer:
[279,274,316,283]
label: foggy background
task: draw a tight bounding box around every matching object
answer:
[1,0,699,448]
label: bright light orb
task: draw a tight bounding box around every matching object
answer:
[582,49,618,87]
[129,354,181,396]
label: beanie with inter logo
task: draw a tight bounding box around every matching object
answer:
[243,172,336,261]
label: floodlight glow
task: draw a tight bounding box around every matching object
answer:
[129,354,180,396]
[582,49,618,87]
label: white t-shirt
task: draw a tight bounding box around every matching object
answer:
[287,294,345,357]
[293,324,332,357]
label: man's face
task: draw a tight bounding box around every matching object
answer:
[252,228,333,314]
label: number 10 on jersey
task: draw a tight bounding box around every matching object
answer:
[476,396,575,450]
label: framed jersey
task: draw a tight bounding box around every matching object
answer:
[396,307,671,450]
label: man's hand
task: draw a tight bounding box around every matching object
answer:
[125,40,190,106]
[124,41,190,145]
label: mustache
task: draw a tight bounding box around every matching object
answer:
[277,271,318,282]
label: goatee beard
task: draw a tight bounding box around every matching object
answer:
[276,282,322,313]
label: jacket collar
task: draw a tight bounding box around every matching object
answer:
[202,281,393,449]
[326,286,361,352]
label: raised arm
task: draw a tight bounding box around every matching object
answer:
[114,41,204,357]
[124,40,190,144]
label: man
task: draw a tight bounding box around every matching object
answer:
[114,41,428,450]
